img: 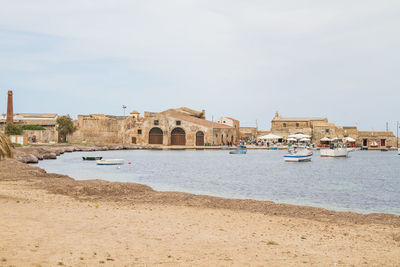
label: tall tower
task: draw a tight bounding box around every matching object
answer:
[6,90,13,123]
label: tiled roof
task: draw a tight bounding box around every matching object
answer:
[174,115,233,129]
[272,117,327,122]
[343,126,357,130]
[15,113,57,118]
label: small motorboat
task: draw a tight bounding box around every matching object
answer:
[229,145,247,154]
[284,146,313,162]
[82,156,103,161]
[381,148,388,152]
[96,159,125,165]
[320,140,348,158]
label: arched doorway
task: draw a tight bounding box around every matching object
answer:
[149,127,163,144]
[171,127,186,145]
[196,131,204,146]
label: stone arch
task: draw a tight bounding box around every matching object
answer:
[195,131,204,146]
[171,127,186,145]
[149,127,163,144]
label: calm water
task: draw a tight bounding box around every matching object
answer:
[36,149,400,215]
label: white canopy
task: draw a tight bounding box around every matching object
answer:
[299,138,311,142]
[258,134,282,140]
[343,137,356,142]
[288,133,311,139]
[287,137,297,142]
[320,137,331,141]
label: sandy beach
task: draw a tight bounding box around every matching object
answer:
[1,152,400,266]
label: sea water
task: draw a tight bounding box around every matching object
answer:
[36,149,400,215]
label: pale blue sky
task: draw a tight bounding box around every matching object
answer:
[0,0,399,131]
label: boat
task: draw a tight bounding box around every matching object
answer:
[96,159,125,165]
[284,146,313,162]
[320,138,349,158]
[370,141,378,148]
[82,156,102,161]
[398,148,400,155]
[381,148,388,152]
[229,145,247,154]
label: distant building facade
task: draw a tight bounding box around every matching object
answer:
[69,107,238,146]
[0,113,58,143]
[269,112,397,148]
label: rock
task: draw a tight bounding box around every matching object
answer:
[16,154,39,164]
[43,153,57,159]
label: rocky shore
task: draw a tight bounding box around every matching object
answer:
[13,144,153,163]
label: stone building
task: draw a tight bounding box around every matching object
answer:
[0,90,58,143]
[239,127,258,141]
[68,114,126,144]
[216,117,240,140]
[69,107,238,146]
[358,131,397,149]
[0,113,58,143]
[270,112,329,142]
[312,121,344,142]
[269,112,397,148]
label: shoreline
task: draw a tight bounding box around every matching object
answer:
[7,144,400,225]
[2,146,400,265]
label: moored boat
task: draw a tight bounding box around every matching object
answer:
[320,138,349,158]
[82,156,103,161]
[284,146,313,162]
[229,145,247,154]
[96,159,125,165]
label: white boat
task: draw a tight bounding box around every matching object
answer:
[398,148,400,155]
[320,138,349,158]
[320,147,348,157]
[284,146,313,162]
[96,159,125,165]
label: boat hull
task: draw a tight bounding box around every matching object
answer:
[229,150,247,154]
[320,148,348,157]
[83,156,102,161]
[284,152,313,162]
[96,159,124,165]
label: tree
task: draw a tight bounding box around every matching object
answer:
[0,133,13,160]
[5,123,23,136]
[56,115,76,142]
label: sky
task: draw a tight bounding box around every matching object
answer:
[0,0,399,131]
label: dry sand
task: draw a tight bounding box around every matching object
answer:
[1,159,400,266]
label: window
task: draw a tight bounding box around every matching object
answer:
[176,120,181,125]
[325,129,329,133]
[137,129,142,134]
[154,120,159,125]
[283,123,287,127]
[296,123,299,127]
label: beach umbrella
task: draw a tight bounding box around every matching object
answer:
[343,137,355,142]
[288,133,311,139]
[299,138,311,142]
[258,134,282,140]
[287,137,297,142]
[320,137,331,141]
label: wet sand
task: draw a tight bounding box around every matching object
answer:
[1,158,400,266]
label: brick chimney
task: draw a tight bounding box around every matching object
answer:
[6,90,13,123]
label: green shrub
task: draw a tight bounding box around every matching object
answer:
[21,124,46,131]
[5,123,23,136]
